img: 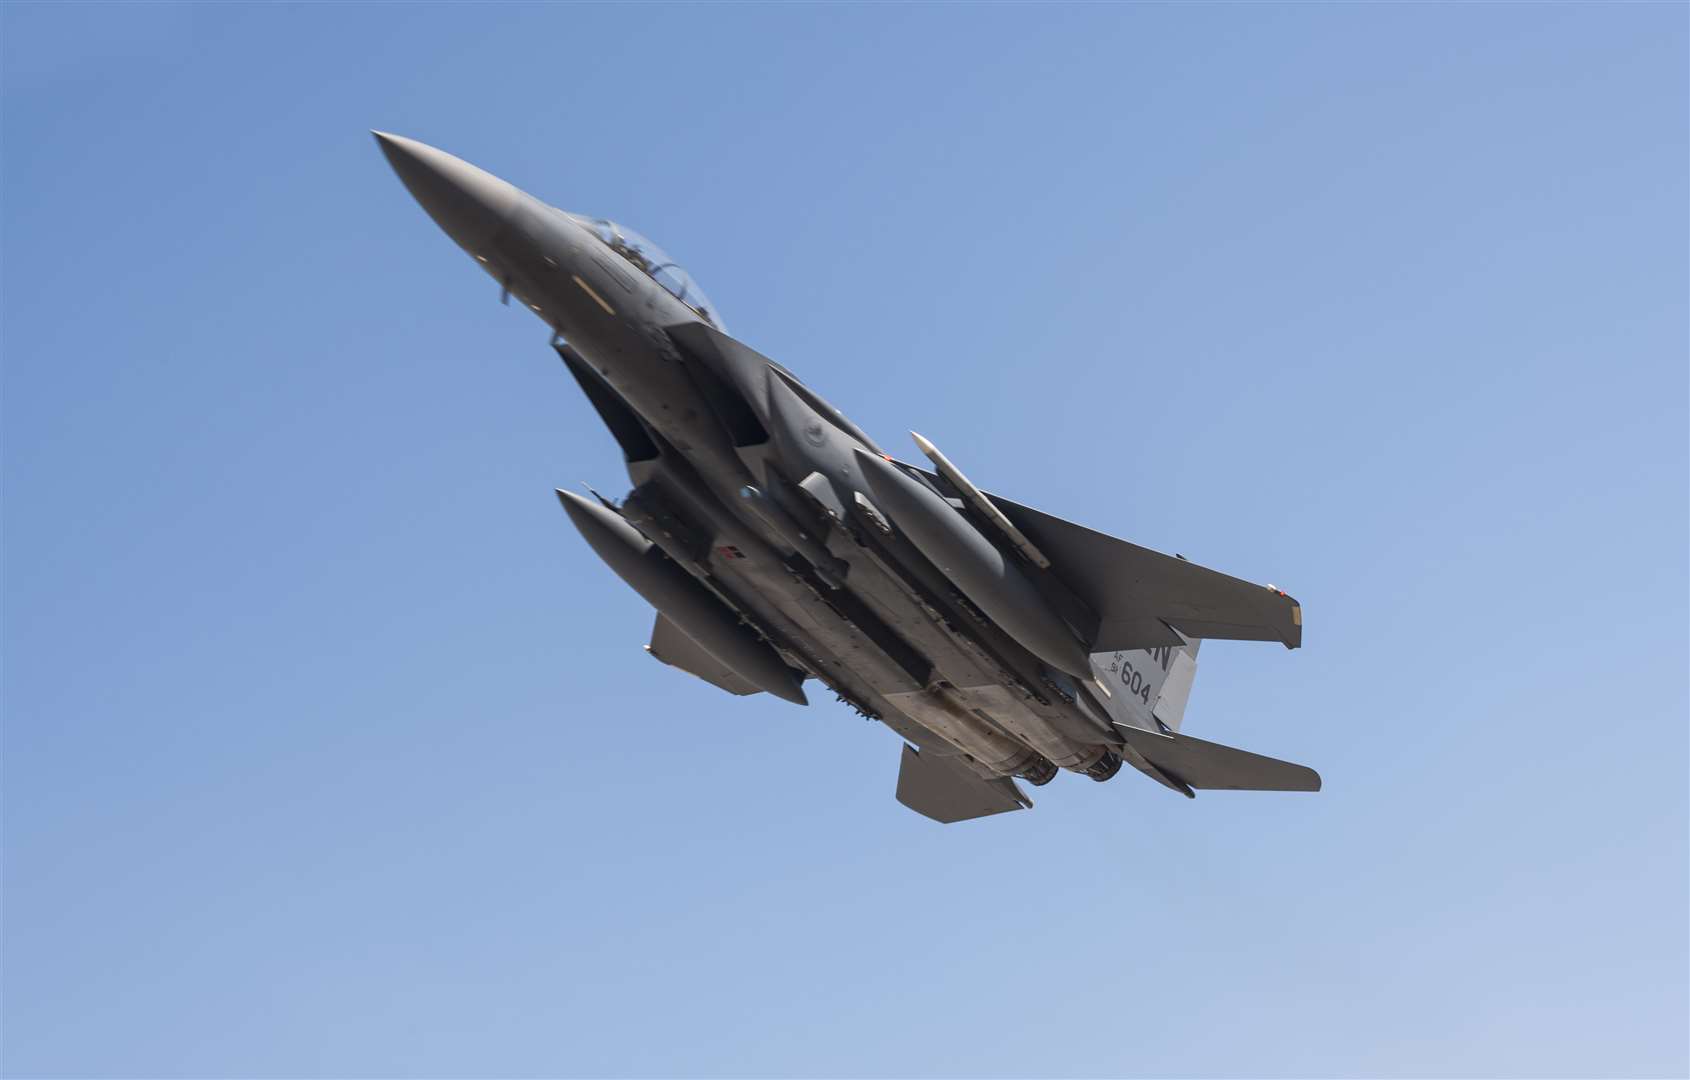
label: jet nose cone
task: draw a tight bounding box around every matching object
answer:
[372,131,519,253]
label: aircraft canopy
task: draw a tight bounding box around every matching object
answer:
[575,216,724,330]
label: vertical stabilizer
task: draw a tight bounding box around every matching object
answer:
[1090,634,1200,733]
[1152,640,1199,732]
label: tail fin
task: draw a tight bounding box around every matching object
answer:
[1090,635,1200,733]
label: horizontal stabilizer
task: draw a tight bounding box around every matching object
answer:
[1121,727,1320,792]
[895,744,1031,823]
[646,614,761,697]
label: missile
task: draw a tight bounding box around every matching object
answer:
[555,489,808,705]
[910,432,1051,569]
[852,449,1094,679]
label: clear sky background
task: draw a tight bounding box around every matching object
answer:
[4,4,1685,1078]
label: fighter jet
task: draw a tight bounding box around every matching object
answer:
[374,132,1319,823]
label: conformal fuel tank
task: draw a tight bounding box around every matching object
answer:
[555,489,807,705]
[853,449,1092,679]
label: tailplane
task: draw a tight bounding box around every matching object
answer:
[1120,727,1320,793]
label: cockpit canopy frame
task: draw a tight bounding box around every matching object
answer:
[573,215,724,331]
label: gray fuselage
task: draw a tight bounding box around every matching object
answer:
[376,132,1138,787]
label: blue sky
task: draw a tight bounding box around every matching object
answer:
[3,3,1685,1077]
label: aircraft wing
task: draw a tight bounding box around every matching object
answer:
[645,614,762,696]
[895,744,1031,823]
[917,473,1302,653]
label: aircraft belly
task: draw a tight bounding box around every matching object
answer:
[674,495,1047,773]
[948,683,1107,772]
[718,556,921,695]
[817,525,1124,772]
[626,463,958,760]
[702,556,961,758]
[824,534,998,684]
[881,689,1038,777]
[834,527,1076,713]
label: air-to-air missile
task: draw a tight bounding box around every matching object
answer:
[376,132,1319,823]
[851,447,1095,682]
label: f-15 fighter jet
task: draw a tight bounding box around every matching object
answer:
[374,132,1319,823]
